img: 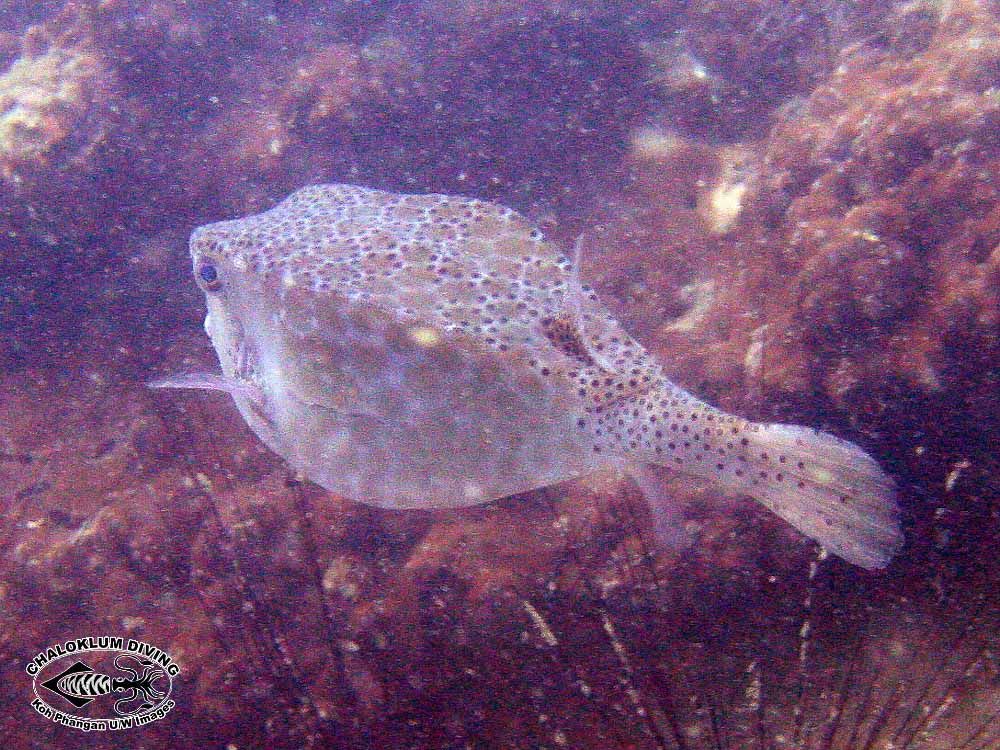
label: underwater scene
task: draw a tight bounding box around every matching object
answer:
[1,1,998,748]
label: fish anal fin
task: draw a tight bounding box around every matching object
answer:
[628,463,696,553]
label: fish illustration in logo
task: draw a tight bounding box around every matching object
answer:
[40,655,167,715]
[153,184,903,570]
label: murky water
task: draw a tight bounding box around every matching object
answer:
[1,1,997,748]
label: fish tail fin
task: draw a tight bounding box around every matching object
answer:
[638,415,904,569]
[739,424,903,569]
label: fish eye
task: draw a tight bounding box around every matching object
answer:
[198,261,223,292]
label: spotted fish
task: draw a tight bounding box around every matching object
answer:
[153,184,903,569]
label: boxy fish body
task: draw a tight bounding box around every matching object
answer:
[153,184,902,569]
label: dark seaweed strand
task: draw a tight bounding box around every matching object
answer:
[814,632,863,750]
[199,483,324,745]
[647,669,692,750]
[601,479,723,750]
[753,658,772,750]
[555,501,679,750]
[539,488,679,750]
[189,404,351,749]
[856,648,914,750]
[0,454,40,584]
[223,497,357,748]
[916,633,999,749]
[831,612,891,750]
[699,639,761,750]
[606,478,668,603]
[593,483,771,750]
[163,471,240,673]
[572,498,683,750]
[594,478,687,745]
[286,477,355,723]
[189,479,298,726]
[538,492,996,750]
[808,604,914,750]
[705,699,725,750]
[0,451,33,464]
[185,555,238,666]
[885,597,998,749]
[961,710,1000,750]
[182,408,287,683]
[501,487,639,749]
[868,602,983,749]
[154,407,244,675]
[792,581,999,750]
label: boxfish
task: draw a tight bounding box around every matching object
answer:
[152,184,903,570]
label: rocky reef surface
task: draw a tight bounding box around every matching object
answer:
[1,1,997,748]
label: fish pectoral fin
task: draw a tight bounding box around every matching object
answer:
[150,372,276,426]
[149,372,266,407]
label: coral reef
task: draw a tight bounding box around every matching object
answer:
[0,47,106,181]
[749,0,1000,400]
[1,0,998,748]
[600,0,1000,464]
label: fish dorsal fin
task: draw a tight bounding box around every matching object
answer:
[564,234,623,374]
